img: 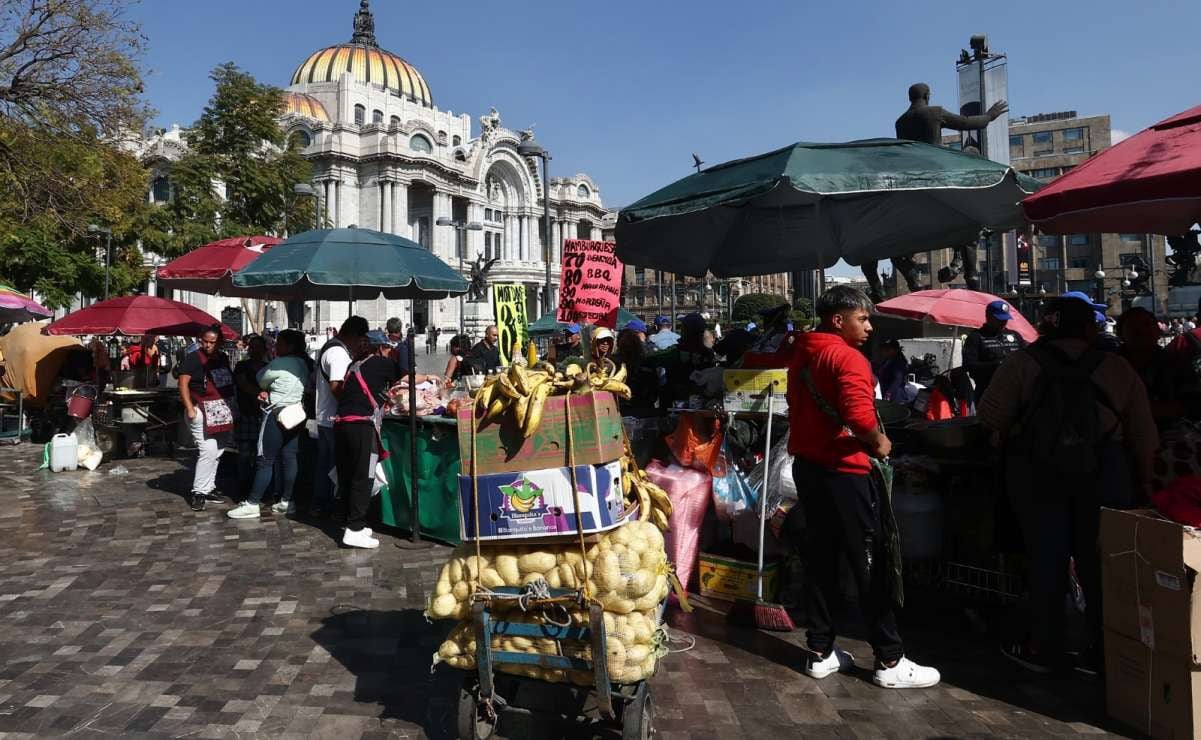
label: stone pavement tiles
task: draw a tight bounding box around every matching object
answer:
[0,443,1134,738]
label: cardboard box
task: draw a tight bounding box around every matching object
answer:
[457,391,624,475]
[722,369,788,415]
[1098,508,1201,661]
[697,552,779,602]
[458,461,627,541]
[1105,629,1201,738]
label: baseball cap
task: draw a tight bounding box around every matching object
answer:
[985,300,1013,321]
[624,318,648,333]
[592,327,615,342]
[562,323,581,335]
[1061,290,1109,312]
[366,330,389,346]
[654,315,671,327]
[681,313,706,332]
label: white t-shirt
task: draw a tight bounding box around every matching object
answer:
[316,342,352,427]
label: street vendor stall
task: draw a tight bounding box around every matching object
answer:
[379,415,462,544]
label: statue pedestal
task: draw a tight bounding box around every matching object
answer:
[463,299,493,339]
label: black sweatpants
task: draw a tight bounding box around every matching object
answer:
[794,459,904,664]
[334,422,375,532]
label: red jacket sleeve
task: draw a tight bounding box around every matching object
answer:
[834,347,877,435]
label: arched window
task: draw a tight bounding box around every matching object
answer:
[353,104,365,126]
[289,130,311,149]
[437,130,448,145]
[454,149,467,162]
[390,115,400,129]
[577,184,590,198]
[151,176,170,204]
[372,109,384,125]
[452,135,461,146]
[410,134,432,153]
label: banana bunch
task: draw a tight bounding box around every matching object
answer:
[619,446,673,532]
[472,358,632,439]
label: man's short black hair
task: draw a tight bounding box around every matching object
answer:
[385,317,402,335]
[908,82,930,102]
[1042,297,1094,339]
[340,316,369,338]
[816,285,874,320]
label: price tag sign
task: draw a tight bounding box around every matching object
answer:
[556,239,623,328]
[491,283,529,366]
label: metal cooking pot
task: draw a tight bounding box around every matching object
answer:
[908,416,990,453]
[874,399,910,429]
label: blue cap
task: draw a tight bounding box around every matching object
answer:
[986,300,1013,321]
[563,323,581,335]
[654,315,671,326]
[745,321,757,331]
[1061,290,1109,312]
[624,318,648,333]
[366,330,389,346]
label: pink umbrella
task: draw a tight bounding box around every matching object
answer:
[156,235,282,296]
[875,288,1038,342]
[44,295,237,339]
[0,284,52,324]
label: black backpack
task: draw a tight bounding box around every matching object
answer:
[1012,344,1115,475]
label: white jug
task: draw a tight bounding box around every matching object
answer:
[49,433,79,473]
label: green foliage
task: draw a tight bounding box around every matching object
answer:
[732,293,788,323]
[144,63,314,258]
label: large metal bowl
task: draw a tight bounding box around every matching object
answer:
[907,416,990,454]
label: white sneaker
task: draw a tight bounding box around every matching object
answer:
[873,656,940,689]
[226,502,261,520]
[805,647,855,679]
[271,501,294,515]
[342,528,380,549]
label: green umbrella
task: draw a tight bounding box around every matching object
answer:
[527,308,642,336]
[615,138,1043,277]
[231,227,468,299]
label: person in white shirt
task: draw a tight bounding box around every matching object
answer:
[312,316,367,516]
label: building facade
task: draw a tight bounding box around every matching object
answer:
[931,111,1166,313]
[142,1,608,335]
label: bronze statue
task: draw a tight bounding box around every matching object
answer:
[350,0,377,46]
[468,253,500,301]
[860,83,1008,301]
[1167,233,1201,286]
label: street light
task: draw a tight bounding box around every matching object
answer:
[88,224,113,300]
[1093,269,1106,303]
[436,216,483,336]
[286,183,319,329]
[517,134,553,315]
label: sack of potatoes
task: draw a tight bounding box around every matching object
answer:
[425,520,671,622]
[432,608,665,685]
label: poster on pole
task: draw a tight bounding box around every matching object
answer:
[1016,233,1033,287]
[492,283,528,366]
[556,239,623,328]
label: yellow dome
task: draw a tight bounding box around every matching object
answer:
[282,92,329,122]
[289,2,432,107]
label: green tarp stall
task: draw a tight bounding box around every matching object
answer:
[379,416,462,545]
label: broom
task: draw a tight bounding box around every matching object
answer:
[728,382,795,631]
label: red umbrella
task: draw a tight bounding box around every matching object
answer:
[1021,104,1201,234]
[156,235,282,296]
[45,296,238,339]
[875,288,1038,342]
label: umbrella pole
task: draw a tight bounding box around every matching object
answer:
[396,330,431,550]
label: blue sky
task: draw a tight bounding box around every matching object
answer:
[133,0,1198,273]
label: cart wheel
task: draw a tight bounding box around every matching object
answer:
[458,677,497,740]
[622,682,654,740]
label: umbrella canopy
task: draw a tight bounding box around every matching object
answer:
[156,235,282,296]
[527,308,642,336]
[1022,104,1201,234]
[232,227,468,300]
[45,295,237,339]
[616,138,1042,277]
[0,283,52,324]
[875,288,1038,343]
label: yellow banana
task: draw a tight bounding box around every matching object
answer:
[601,380,632,399]
[486,395,510,422]
[646,483,673,517]
[509,363,531,396]
[523,382,553,438]
[513,392,530,429]
[495,373,521,400]
[611,362,627,383]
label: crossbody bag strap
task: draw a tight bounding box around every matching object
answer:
[798,365,845,427]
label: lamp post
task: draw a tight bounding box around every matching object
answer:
[285,183,318,329]
[436,217,483,336]
[517,135,553,315]
[1093,269,1106,304]
[88,225,113,300]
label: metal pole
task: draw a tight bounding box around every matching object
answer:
[1147,233,1158,314]
[407,331,421,543]
[104,232,112,300]
[670,275,677,331]
[541,155,552,315]
[458,227,465,336]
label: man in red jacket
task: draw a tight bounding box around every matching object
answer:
[787,285,940,689]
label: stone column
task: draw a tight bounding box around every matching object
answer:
[518,215,527,261]
[551,221,561,265]
[467,202,484,261]
[330,180,340,228]
[503,214,513,261]
[380,181,392,233]
[432,191,450,260]
[394,181,409,238]
[591,225,602,242]
[524,215,535,262]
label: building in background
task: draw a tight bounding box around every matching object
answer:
[139,1,607,335]
[619,268,791,324]
[925,110,1167,314]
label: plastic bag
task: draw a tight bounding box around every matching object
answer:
[711,434,757,521]
[747,429,795,516]
[666,413,722,473]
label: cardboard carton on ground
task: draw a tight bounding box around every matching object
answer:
[1098,508,1201,661]
[697,552,779,602]
[722,369,788,415]
[1105,629,1201,738]
[458,461,626,542]
[457,391,624,475]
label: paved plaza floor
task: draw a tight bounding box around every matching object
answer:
[0,443,1131,738]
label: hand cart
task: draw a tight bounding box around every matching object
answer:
[457,586,654,740]
[93,388,181,458]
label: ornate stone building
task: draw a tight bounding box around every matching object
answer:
[144,0,608,335]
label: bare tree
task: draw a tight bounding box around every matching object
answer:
[0,0,149,140]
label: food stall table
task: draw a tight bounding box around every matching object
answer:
[379,414,461,545]
[93,387,182,458]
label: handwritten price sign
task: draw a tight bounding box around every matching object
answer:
[556,240,623,328]
[491,283,529,366]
